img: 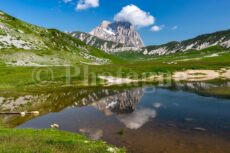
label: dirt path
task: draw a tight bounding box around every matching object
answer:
[173,68,230,81]
[99,68,230,86]
[98,76,138,85]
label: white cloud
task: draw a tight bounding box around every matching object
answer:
[76,0,99,10]
[151,26,160,32]
[114,4,155,27]
[150,25,164,32]
[171,26,178,30]
[63,0,72,3]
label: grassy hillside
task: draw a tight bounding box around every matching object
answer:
[0,10,124,66]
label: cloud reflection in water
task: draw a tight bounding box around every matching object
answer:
[79,128,103,140]
[118,108,157,129]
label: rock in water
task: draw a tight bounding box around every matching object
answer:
[20,112,26,117]
[50,123,60,128]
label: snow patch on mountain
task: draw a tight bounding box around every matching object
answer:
[103,28,115,35]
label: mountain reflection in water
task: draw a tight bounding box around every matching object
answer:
[92,88,143,115]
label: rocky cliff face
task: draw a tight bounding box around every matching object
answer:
[89,21,144,48]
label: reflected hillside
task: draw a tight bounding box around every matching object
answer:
[170,81,230,98]
[0,87,142,127]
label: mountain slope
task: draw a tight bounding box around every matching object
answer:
[70,31,125,50]
[144,29,230,55]
[0,11,117,66]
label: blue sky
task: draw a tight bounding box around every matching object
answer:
[0,0,230,45]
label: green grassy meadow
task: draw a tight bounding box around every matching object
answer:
[0,128,125,153]
[0,46,229,91]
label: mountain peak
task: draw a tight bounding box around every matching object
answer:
[101,20,111,27]
[110,21,133,29]
[89,20,144,48]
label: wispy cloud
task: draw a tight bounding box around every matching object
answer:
[63,0,72,3]
[150,25,165,32]
[114,4,155,28]
[76,0,99,10]
[171,26,178,30]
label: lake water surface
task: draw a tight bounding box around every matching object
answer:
[1,82,230,153]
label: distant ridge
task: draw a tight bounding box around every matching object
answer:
[143,29,230,55]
